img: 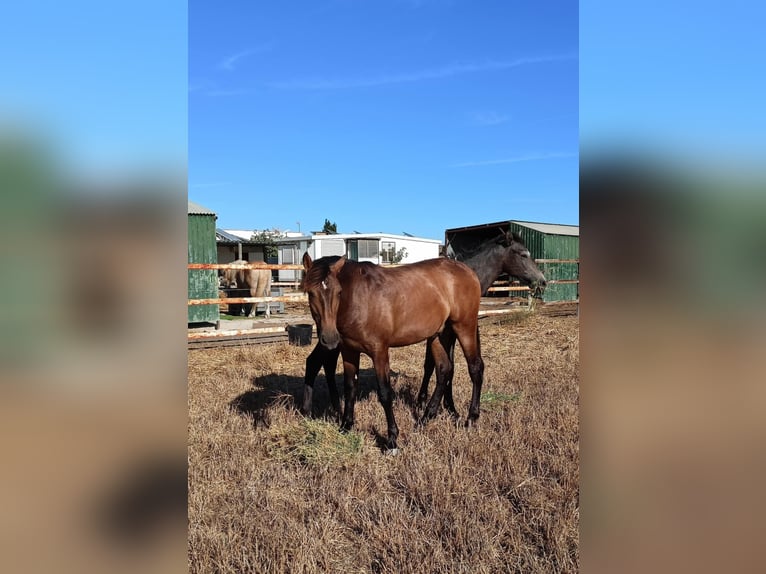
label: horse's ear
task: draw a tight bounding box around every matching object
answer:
[510,231,524,244]
[330,255,347,275]
[302,252,313,272]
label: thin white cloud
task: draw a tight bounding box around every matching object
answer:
[220,50,252,71]
[453,152,578,167]
[219,43,274,71]
[268,53,577,90]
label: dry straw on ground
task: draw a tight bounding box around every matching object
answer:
[189,312,579,573]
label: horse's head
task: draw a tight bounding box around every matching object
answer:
[301,253,346,350]
[499,232,547,292]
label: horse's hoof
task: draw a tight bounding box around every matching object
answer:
[384,448,400,456]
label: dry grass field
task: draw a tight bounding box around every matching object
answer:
[188,312,579,573]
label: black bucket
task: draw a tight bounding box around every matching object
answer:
[287,323,313,346]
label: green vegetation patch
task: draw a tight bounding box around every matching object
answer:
[266,419,364,466]
[481,390,523,410]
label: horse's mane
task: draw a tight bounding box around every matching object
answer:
[450,231,525,261]
[300,256,344,291]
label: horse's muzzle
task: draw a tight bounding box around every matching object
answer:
[319,329,340,350]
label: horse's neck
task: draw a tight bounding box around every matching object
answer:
[463,245,505,294]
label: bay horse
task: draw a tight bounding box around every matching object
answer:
[301,253,485,451]
[220,260,272,318]
[300,231,546,422]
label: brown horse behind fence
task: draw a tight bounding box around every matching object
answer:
[301,253,485,452]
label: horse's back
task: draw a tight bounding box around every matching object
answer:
[399,257,481,303]
[338,257,481,347]
[347,257,479,304]
[241,268,271,296]
[224,262,272,297]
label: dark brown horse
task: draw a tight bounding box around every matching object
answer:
[300,231,546,422]
[417,231,546,415]
[301,253,485,452]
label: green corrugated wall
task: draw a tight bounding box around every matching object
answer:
[507,222,579,303]
[188,214,219,323]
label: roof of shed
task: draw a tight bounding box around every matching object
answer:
[216,228,246,242]
[273,232,441,244]
[511,221,579,236]
[446,219,579,237]
[188,200,216,215]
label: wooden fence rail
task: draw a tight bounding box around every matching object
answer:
[188,261,579,306]
[188,262,303,271]
[189,294,307,306]
[188,260,579,344]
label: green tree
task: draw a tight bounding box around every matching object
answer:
[391,247,408,264]
[322,219,337,234]
[250,229,279,259]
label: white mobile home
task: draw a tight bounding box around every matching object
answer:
[274,232,442,283]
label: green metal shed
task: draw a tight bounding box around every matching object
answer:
[445,220,579,303]
[188,200,219,324]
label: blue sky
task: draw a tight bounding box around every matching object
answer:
[189,1,578,240]
[1,2,186,178]
[3,1,763,237]
[580,1,766,164]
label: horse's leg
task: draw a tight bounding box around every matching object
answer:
[416,344,436,409]
[441,330,460,420]
[419,335,454,425]
[247,286,257,318]
[302,344,342,418]
[454,324,485,427]
[340,349,361,432]
[301,343,324,415]
[418,323,455,410]
[323,346,341,418]
[416,345,435,408]
[263,274,271,319]
[371,349,399,452]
